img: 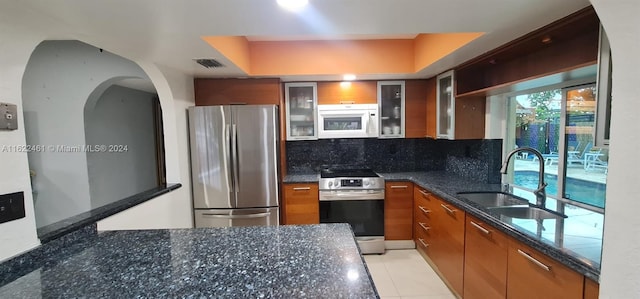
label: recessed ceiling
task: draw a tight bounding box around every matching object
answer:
[0,0,591,81]
[245,34,419,42]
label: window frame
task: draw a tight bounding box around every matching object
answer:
[503,77,605,214]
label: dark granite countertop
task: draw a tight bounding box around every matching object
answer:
[37,183,182,243]
[282,173,320,183]
[0,224,378,298]
[283,171,602,281]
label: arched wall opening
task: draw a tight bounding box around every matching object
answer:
[84,79,164,210]
[22,40,166,229]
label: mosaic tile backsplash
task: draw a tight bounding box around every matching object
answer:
[286,138,502,183]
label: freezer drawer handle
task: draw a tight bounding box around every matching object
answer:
[201,212,271,219]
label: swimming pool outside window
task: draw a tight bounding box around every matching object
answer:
[505,82,607,213]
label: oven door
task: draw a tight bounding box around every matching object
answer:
[318,107,378,139]
[319,190,384,237]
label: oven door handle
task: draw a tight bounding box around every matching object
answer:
[319,190,384,201]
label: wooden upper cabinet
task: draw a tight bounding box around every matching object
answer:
[455,7,599,96]
[317,81,377,105]
[194,78,282,106]
[454,96,485,139]
[384,181,414,240]
[405,79,428,138]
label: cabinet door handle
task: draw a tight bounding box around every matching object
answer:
[418,206,431,214]
[293,187,311,191]
[440,204,456,215]
[470,221,491,235]
[418,190,431,198]
[418,238,429,248]
[390,185,408,189]
[418,222,430,232]
[517,249,551,272]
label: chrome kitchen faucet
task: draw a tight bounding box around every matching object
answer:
[500,147,548,209]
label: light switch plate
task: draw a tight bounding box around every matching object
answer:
[0,102,18,130]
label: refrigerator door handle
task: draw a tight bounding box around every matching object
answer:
[232,123,240,191]
[225,124,234,192]
[200,212,271,219]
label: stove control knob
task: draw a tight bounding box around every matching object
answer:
[364,181,370,187]
[328,181,333,187]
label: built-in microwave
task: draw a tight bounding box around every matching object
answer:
[317,104,379,139]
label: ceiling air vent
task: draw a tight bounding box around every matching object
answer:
[195,59,225,69]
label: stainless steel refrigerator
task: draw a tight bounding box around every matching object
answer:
[188,105,279,228]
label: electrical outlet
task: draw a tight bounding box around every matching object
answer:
[0,192,25,224]
[0,102,18,130]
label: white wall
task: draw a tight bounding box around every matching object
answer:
[589,1,640,298]
[0,30,193,260]
[85,85,158,209]
[22,40,149,227]
[0,25,43,261]
[96,63,194,230]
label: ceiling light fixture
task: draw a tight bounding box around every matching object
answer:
[277,0,308,11]
[343,74,356,81]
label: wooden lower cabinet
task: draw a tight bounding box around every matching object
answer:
[412,186,591,299]
[413,186,465,297]
[583,278,599,299]
[507,239,584,299]
[385,181,414,240]
[430,195,465,297]
[282,183,319,225]
[464,215,508,299]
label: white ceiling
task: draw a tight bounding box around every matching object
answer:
[1,0,591,81]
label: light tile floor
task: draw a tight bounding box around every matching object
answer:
[364,249,456,299]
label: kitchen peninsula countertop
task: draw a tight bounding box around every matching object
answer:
[0,224,378,298]
[284,171,602,281]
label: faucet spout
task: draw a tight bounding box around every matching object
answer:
[501,147,548,208]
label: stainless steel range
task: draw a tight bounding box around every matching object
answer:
[319,168,385,254]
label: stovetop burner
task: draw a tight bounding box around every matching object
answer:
[320,168,379,178]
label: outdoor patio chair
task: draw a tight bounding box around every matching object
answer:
[585,148,608,173]
[567,142,593,165]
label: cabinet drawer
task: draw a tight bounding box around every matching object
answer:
[507,240,583,299]
[414,187,434,222]
[283,183,319,225]
[413,186,432,203]
[386,181,413,196]
[284,183,319,203]
[414,221,432,254]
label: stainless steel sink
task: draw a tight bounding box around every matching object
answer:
[457,191,529,208]
[487,206,567,220]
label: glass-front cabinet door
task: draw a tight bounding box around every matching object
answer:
[377,81,405,138]
[436,70,455,139]
[285,82,318,140]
